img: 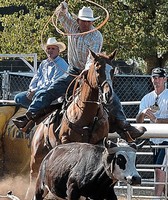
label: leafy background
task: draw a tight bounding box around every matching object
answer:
[0,0,168,73]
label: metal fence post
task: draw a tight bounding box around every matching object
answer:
[127,184,132,200]
[1,71,10,100]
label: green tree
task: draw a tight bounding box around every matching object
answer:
[102,0,168,74]
[0,0,168,74]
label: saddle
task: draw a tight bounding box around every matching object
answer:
[12,96,66,133]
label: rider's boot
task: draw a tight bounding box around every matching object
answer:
[12,103,63,133]
[12,111,36,133]
[116,120,147,142]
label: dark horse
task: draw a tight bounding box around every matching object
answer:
[25,50,116,199]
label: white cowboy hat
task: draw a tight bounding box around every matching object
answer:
[77,7,100,22]
[46,37,66,52]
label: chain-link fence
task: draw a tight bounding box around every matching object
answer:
[0,71,32,100]
[113,75,153,118]
[0,72,153,116]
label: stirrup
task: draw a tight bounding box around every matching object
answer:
[124,131,136,143]
[124,127,146,142]
[20,120,35,133]
[12,116,28,129]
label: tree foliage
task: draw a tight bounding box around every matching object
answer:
[0,0,168,73]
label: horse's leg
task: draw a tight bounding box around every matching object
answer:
[32,157,51,200]
[67,182,81,200]
[25,123,46,200]
[32,189,46,200]
[59,123,72,144]
[32,182,51,200]
[32,183,48,200]
[47,123,61,147]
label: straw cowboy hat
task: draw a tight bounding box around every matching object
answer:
[75,6,100,22]
[46,37,66,52]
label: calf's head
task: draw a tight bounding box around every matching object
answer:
[103,138,141,185]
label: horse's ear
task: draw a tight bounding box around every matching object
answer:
[109,49,118,60]
[89,49,99,60]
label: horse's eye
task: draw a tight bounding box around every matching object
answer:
[95,62,99,67]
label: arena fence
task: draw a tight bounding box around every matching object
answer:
[0,53,37,100]
[110,123,168,200]
[0,53,37,72]
[0,70,168,199]
[115,143,168,200]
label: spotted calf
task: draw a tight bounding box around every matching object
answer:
[33,139,141,200]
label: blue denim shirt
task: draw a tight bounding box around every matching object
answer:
[29,56,68,92]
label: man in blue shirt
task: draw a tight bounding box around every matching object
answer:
[14,37,68,108]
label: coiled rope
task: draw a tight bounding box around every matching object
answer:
[40,0,109,53]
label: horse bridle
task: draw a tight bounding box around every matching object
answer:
[79,64,105,105]
[101,78,114,105]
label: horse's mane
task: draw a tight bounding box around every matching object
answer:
[97,53,110,59]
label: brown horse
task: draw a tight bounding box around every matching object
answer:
[25,50,116,199]
[59,51,115,144]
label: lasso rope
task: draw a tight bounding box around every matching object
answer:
[52,0,109,36]
[41,0,109,52]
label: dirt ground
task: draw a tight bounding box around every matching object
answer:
[0,175,155,200]
[0,177,128,199]
[0,175,30,199]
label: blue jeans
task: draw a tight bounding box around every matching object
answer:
[14,91,32,108]
[105,92,126,121]
[152,141,168,165]
[28,67,80,113]
[28,67,126,121]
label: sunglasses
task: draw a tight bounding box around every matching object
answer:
[150,96,160,112]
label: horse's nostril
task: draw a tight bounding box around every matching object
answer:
[126,175,141,185]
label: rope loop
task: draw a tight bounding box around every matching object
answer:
[52,0,109,37]
[41,0,109,49]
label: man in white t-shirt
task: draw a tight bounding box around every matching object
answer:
[136,67,168,199]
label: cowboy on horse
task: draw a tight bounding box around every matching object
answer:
[13,1,146,142]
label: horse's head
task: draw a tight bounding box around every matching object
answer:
[89,50,117,104]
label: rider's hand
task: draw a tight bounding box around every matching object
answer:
[61,1,68,10]
[55,1,68,15]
